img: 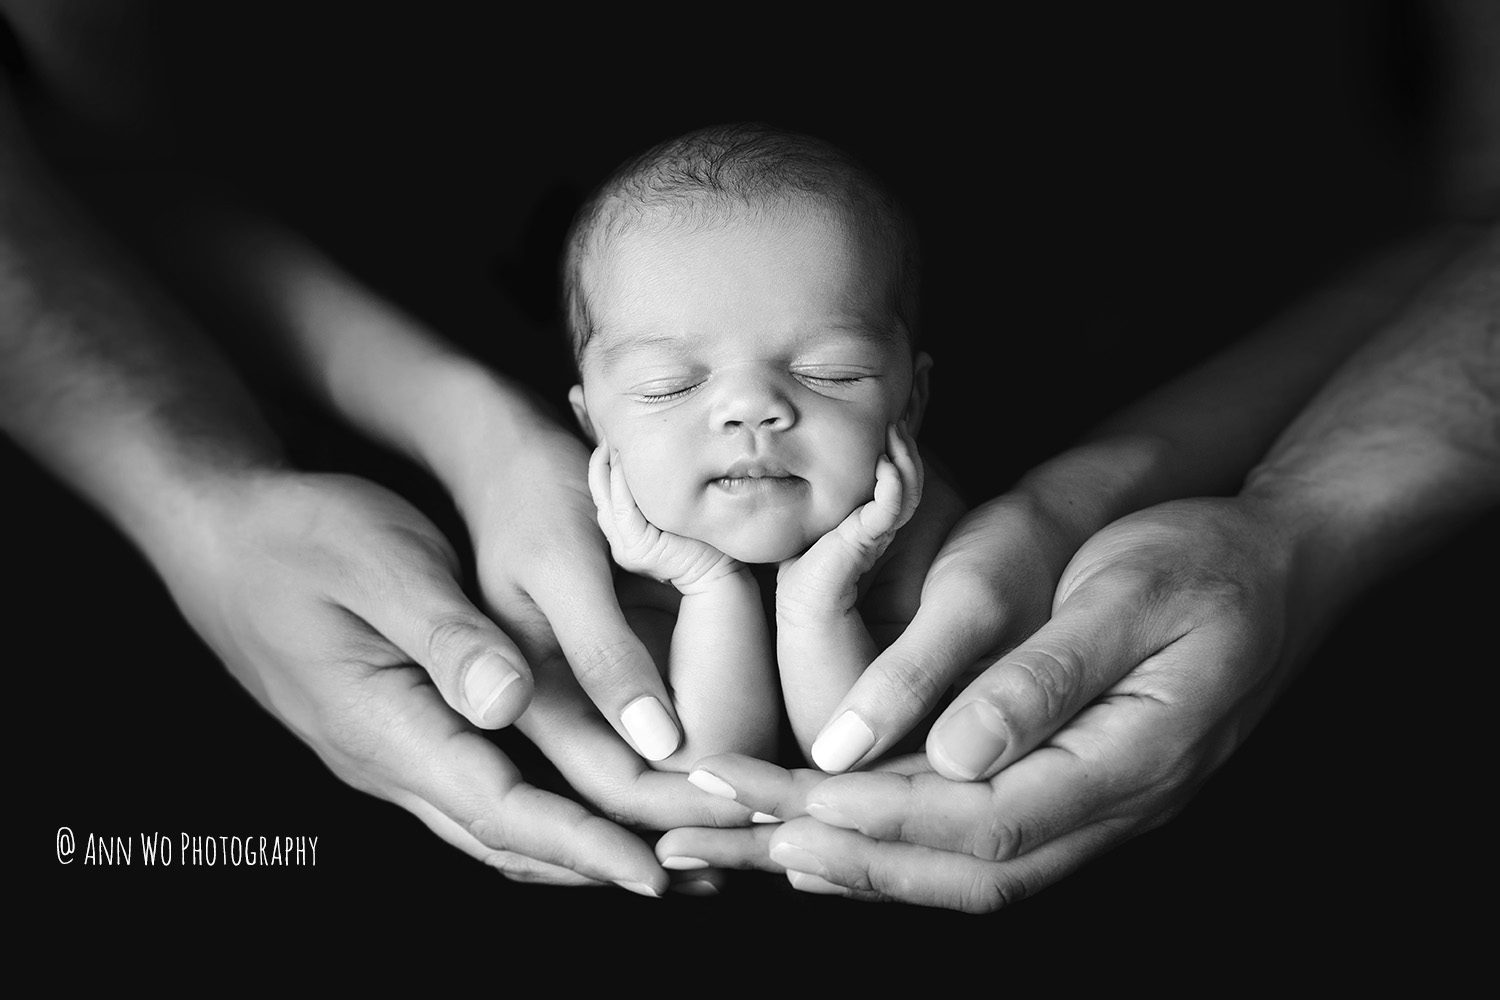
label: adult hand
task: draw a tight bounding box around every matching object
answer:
[660,495,1312,910]
[451,409,756,832]
[805,482,1081,773]
[161,465,673,891]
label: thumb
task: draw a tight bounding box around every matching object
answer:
[354,562,536,729]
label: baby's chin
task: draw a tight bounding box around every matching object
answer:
[703,523,825,565]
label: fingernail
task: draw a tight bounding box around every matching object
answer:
[751,812,780,824]
[613,879,661,898]
[661,856,711,870]
[810,711,874,773]
[687,769,737,800]
[806,802,858,830]
[931,700,1008,780]
[621,696,680,761]
[770,841,823,874]
[787,871,847,896]
[465,652,523,725]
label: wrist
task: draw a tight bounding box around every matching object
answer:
[393,355,574,513]
[1012,432,1176,548]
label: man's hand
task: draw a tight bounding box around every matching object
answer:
[659,496,1310,909]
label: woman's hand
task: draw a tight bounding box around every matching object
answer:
[162,466,674,891]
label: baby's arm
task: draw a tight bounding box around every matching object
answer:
[776,422,924,764]
[588,444,778,770]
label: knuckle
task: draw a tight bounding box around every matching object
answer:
[960,867,1026,914]
[1002,646,1081,726]
[567,636,642,692]
[872,655,946,717]
[422,612,484,679]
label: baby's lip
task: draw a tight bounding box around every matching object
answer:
[712,459,798,482]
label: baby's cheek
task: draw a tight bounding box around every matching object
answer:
[620,446,694,533]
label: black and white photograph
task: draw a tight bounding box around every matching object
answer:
[10,0,1495,978]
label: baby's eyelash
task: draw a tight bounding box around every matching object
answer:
[636,383,701,404]
[796,374,871,386]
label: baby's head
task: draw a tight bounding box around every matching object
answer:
[564,123,930,563]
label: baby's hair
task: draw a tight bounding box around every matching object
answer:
[561,121,921,365]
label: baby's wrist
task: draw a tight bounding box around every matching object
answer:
[674,558,752,597]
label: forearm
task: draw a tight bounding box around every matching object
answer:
[144,201,565,509]
[1009,227,1481,550]
[670,571,777,758]
[0,92,281,565]
[1243,222,1500,616]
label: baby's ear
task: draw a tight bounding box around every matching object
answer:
[904,352,933,436]
[568,385,598,445]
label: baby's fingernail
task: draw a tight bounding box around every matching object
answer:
[661,856,711,870]
[464,652,524,726]
[787,871,847,896]
[620,696,680,761]
[770,841,823,874]
[930,700,1008,780]
[810,711,874,773]
[687,769,737,800]
[613,879,662,898]
[751,812,780,824]
[806,802,858,830]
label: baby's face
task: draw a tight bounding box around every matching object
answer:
[571,204,926,563]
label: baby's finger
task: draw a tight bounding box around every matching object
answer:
[858,455,904,538]
[607,448,654,547]
[888,420,924,522]
[587,443,616,533]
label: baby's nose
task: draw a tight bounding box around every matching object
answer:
[713,374,797,433]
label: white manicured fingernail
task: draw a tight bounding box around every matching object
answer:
[613,879,661,898]
[621,696,680,761]
[465,652,523,726]
[687,769,737,800]
[751,812,779,824]
[810,711,874,773]
[661,856,710,870]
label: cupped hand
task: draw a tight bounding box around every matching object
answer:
[662,496,1313,910]
[458,417,758,834]
[458,417,687,762]
[162,467,667,890]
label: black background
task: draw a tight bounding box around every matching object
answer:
[12,0,1493,979]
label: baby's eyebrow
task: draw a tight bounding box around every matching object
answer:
[591,331,693,371]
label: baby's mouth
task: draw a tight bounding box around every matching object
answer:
[709,461,803,491]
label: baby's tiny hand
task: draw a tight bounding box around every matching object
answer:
[588,442,742,593]
[778,422,924,616]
